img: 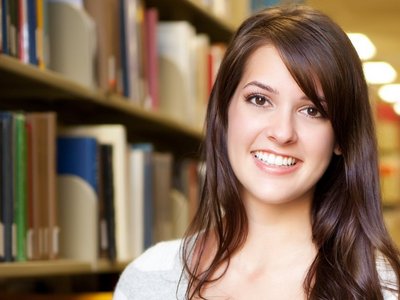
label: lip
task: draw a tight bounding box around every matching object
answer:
[251,149,302,175]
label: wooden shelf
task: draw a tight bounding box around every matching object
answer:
[0,259,128,278]
[0,54,203,158]
[146,0,235,43]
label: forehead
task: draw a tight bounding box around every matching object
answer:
[239,44,326,102]
[239,45,300,91]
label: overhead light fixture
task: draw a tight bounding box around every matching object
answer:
[363,62,397,85]
[393,102,400,116]
[378,84,400,103]
[347,33,376,60]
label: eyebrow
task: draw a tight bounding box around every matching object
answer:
[243,81,279,95]
[244,80,327,104]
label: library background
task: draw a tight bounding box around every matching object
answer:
[1,0,400,298]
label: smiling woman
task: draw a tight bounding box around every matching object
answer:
[114,5,400,300]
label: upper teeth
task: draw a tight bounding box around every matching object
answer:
[254,151,296,167]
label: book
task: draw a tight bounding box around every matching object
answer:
[1,0,8,54]
[120,0,146,103]
[25,112,58,260]
[152,152,173,243]
[14,112,28,261]
[57,136,98,192]
[36,0,45,69]
[0,111,14,262]
[170,189,189,239]
[208,43,226,95]
[0,112,3,261]
[157,21,196,125]
[129,143,154,256]
[9,0,18,57]
[193,34,210,129]
[17,0,28,63]
[0,0,3,53]
[59,124,130,262]
[57,175,98,263]
[27,0,37,64]
[178,159,200,223]
[144,7,159,110]
[57,135,99,263]
[48,1,97,88]
[98,144,116,261]
[83,0,121,92]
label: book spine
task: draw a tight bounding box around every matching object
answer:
[36,0,44,69]
[14,113,28,261]
[0,116,4,261]
[27,0,37,65]
[101,144,116,261]
[8,0,18,57]
[0,0,3,53]
[1,0,10,54]
[0,112,14,262]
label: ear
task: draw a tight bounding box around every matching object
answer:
[334,144,342,155]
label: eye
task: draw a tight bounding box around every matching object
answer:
[246,94,271,107]
[300,106,322,118]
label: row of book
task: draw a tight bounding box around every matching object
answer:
[0,0,227,129]
[0,110,202,264]
[0,111,57,262]
[0,0,49,68]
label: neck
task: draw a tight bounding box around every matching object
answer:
[236,193,315,270]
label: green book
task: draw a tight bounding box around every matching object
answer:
[14,113,27,261]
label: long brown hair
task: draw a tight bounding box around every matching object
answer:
[182,5,400,299]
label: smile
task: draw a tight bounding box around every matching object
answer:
[253,151,297,167]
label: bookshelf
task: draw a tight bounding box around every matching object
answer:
[0,0,243,295]
[0,54,202,158]
[0,259,127,278]
[145,0,236,43]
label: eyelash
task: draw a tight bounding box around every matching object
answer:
[245,93,272,107]
[244,93,324,119]
[299,106,323,119]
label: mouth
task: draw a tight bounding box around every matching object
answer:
[252,151,297,167]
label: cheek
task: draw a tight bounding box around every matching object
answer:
[303,126,336,159]
[227,106,256,154]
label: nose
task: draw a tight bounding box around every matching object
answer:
[265,109,297,145]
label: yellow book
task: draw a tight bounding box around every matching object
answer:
[36,0,45,69]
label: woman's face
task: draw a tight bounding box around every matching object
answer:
[227,45,338,208]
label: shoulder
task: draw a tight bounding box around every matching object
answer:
[376,254,399,299]
[113,239,186,300]
[132,239,182,272]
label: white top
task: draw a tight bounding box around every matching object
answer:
[113,239,399,300]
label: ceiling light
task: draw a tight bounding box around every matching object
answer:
[393,102,400,116]
[347,33,376,60]
[378,84,400,103]
[363,62,397,85]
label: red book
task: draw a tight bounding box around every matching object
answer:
[145,7,159,111]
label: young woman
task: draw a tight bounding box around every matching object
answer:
[114,5,400,299]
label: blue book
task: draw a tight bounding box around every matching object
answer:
[131,143,153,249]
[0,111,14,262]
[119,0,130,97]
[27,0,38,65]
[57,136,98,194]
[1,0,8,54]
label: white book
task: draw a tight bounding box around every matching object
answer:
[192,34,210,129]
[128,143,154,256]
[157,21,197,125]
[58,125,131,262]
[57,176,98,264]
[121,0,142,103]
[128,148,145,258]
[48,1,97,88]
